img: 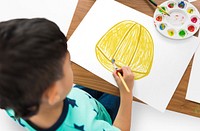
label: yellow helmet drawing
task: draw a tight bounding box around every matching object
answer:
[95,20,154,80]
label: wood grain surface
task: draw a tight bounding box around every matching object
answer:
[67,0,200,118]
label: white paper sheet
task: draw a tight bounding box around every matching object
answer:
[188,0,197,2]
[0,0,78,35]
[131,102,200,131]
[68,0,200,112]
[186,30,200,104]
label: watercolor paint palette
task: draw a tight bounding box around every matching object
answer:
[154,0,200,39]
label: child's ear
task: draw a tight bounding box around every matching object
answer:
[44,84,61,105]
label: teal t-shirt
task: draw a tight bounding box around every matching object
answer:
[6,88,120,131]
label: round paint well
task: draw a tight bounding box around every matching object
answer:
[167,29,175,36]
[187,7,195,14]
[191,16,198,23]
[168,2,175,8]
[159,23,166,30]
[156,15,163,22]
[178,30,187,37]
[178,1,186,9]
[188,25,195,32]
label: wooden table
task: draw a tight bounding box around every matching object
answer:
[67,0,200,118]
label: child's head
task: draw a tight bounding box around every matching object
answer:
[0,18,72,119]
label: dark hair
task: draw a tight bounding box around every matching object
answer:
[0,18,67,118]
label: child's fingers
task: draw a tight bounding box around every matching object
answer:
[113,66,134,92]
[125,66,133,76]
[126,66,132,72]
[121,66,134,82]
[113,66,133,80]
[113,70,120,80]
[121,66,129,76]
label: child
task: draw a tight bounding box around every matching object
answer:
[0,18,134,131]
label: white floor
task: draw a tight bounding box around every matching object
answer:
[131,102,200,131]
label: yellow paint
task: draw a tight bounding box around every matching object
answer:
[187,8,194,14]
[168,30,174,36]
[95,20,154,80]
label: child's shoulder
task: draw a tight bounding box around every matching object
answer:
[66,87,98,113]
[67,87,92,99]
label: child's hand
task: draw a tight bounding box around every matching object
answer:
[113,66,134,96]
[113,66,134,130]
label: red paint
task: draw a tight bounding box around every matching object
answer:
[168,3,174,8]
[156,16,162,22]
[188,25,195,32]
[191,17,198,23]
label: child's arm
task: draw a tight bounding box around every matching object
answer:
[112,66,134,131]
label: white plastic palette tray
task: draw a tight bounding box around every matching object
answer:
[154,0,200,39]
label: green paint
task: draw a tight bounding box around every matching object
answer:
[159,7,166,12]
[179,30,186,37]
